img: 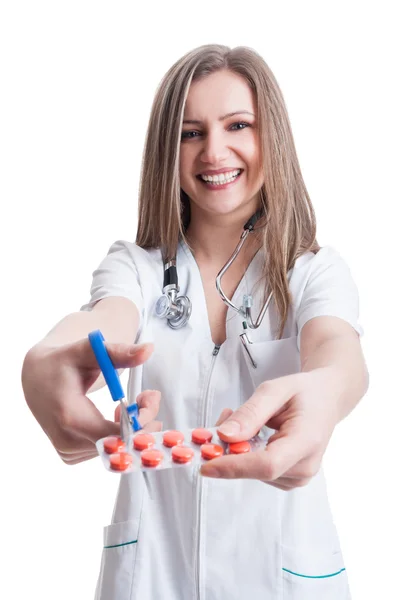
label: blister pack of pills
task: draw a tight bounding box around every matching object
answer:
[96,426,271,473]
[88,330,271,475]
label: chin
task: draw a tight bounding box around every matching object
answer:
[203,194,257,213]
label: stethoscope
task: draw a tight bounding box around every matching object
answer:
[154,209,272,368]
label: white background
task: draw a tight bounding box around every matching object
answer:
[1,1,396,598]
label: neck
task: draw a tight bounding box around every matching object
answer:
[185,203,262,267]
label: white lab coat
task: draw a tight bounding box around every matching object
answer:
[81,239,362,600]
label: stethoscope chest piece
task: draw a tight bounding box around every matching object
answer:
[155,295,171,319]
[155,293,192,329]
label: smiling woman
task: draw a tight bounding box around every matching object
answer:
[136,46,320,340]
[180,71,263,215]
[22,43,367,600]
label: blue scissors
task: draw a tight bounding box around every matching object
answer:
[88,330,142,441]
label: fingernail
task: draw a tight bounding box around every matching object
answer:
[200,465,221,478]
[128,344,147,355]
[218,421,241,437]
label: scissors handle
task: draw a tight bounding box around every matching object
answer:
[88,330,124,401]
[88,330,142,433]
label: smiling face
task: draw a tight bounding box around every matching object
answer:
[179,69,264,223]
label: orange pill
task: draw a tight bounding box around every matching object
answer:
[163,430,184,448]
[229,441,251,454]
[109,452,132,471]
[172,445,195,464]
[191,428,213,445]
[103,436,126,455]
[141,449,164,468]
[133,433,156,451]
[201,443,224,460]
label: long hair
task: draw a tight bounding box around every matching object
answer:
[136,44,320,337]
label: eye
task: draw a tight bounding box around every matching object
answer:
[229,121,250,131]
[181,130,201,141]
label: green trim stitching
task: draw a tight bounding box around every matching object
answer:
[282,567,346,579]
[104,539,138,549]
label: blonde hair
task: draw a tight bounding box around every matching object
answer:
[136,44,319,337]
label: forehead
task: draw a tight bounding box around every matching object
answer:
[183,70,255,119]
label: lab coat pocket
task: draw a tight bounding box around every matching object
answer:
[281,545,350,600]
[96,520,139,600]
[242,336,301,389]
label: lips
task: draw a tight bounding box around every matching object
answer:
[197,169,243,188]
[197,169,242,183]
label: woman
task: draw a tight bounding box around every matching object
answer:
[22,44,368,599]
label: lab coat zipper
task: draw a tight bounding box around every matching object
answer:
[202,344,220,426]
[195,343,221,600]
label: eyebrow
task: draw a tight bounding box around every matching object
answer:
[182,110,255,125]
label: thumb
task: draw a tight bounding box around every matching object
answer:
[66,338,154,370]
[103,340,154,369]
[215,408,234,426]
[217,374,301,443]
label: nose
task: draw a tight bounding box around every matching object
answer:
[200,129,230,164]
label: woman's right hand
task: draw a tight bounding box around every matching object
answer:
[21,338,161,465]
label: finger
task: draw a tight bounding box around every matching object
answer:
[65,396,120,444]
[48,427,97,454]
[266,481,291,491]
[215,408,234,426]
[136,390,161,426]
[83,418,120,444]
[59,448,98,462]
[216,374,302,442]
[201,451,267,480]
[272,476,312,488]
[61,451,99,465]
[114,391,160,425]
[265,407,291,431]
[56,436,96,455]
[113,420,163,435]
[67,338,155,370]
[201,426,308,481]
[105,341,155,368]
[277,458,320,481]
[261,426,315,479]
[266,428,325,480]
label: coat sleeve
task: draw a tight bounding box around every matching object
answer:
[295,246,364,350]
[80,240,144,329]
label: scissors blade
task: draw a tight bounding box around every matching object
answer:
[119,400,132,443]
[88,330,141,443]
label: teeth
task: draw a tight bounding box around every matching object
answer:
[200,169,241,184]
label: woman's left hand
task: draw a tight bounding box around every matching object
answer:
[201,369,340,490]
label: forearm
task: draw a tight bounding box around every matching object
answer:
[301,332,369,422]
[24,297,140,393]
[34,297,140,350]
